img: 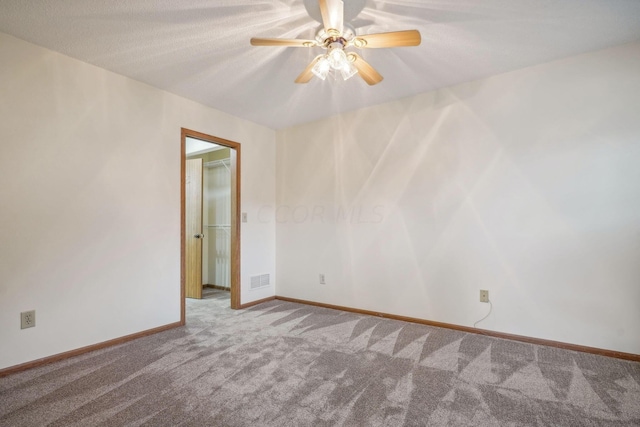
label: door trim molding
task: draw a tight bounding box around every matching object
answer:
[181,128,241,322]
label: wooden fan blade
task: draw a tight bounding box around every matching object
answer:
[295,56,323,84]
[352,30,421,48]
[349,53,383,85]
[319,0,344,34]
[250,38,317,47]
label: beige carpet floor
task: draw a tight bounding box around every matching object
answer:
[1,290,639,426]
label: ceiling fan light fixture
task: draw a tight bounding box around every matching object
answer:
[311,56,331,80]
[327,47,348,69]
[326,46,357,81]
[340,60,358,80]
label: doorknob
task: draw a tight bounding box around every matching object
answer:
[194,233,204,239]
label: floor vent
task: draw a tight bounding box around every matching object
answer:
[250,274,270,289]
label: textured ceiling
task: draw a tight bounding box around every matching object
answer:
[1,0,639,129]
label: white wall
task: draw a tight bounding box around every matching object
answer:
[0,32,276,370]
[276,42,640,355]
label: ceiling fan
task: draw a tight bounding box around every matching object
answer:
[250,0,421,85]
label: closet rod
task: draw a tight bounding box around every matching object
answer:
[204,158,230,171]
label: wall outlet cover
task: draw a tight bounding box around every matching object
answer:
[480,290,489,303]
[21,310,36,329]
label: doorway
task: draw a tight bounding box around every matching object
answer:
[181,128,241,324]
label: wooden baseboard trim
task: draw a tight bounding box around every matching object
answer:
[274,296,640,362]
[0,321,183,378]
[238,296,276,309]
[204,284,230,291]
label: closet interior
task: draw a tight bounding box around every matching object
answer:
[186,138,231,294]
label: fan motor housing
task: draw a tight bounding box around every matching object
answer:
[316,24,355,48]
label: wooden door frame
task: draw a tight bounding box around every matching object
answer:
[181,128,241,324]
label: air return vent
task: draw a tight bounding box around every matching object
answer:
[250,274,270,290]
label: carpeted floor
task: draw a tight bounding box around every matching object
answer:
[1,290,639,426]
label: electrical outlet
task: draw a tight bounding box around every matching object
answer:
[21,310,36,329]
[319,274,325,285]
[479,290,489,303]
